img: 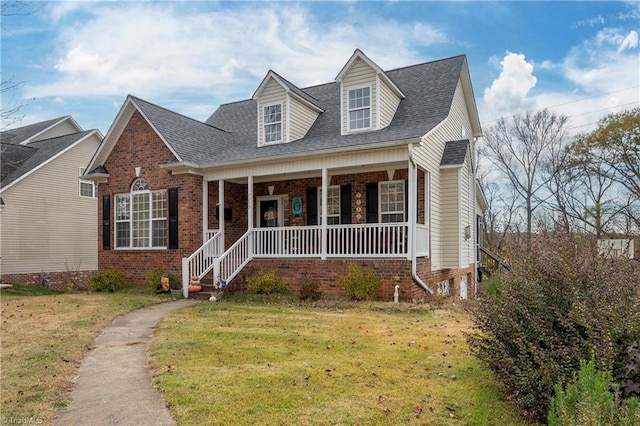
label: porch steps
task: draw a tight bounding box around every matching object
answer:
[189,281,220,301]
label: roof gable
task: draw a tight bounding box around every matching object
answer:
[0,116,82,145]
[1,130,99,190]
[335,49,405,99]
[86,96,233,174]
[253,70,323,112]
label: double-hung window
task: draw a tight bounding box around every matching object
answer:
[348,86,371,131]
[263,103,282,143]
[115,178,167,248]
[379,181,404,223]
[79,167,96,198]
[318,186,341,225]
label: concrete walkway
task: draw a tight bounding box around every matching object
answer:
[55,299,200,426]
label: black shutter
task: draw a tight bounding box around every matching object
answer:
[102,194,110,250]
[306,187,318,225]
[365,182,378,223]
[168,188,178,249]
[340,184,352,224]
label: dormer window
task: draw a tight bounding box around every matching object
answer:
[263,103,282,143]
[348,86,371,131]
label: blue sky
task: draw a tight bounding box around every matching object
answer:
[1,1,638,136]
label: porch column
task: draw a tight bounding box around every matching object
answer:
[218,179,225,250]
[407,160,416,260]
[248,175,254,256]
[202,180,208,243]
[247,175,254,230]
[321,167,328,260]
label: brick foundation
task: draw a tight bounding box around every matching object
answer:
[0,270,95,292]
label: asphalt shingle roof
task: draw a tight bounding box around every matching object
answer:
[123,55,467,167]
[440,140,469,166]
[0,117,68,145]
[1,130,94,188]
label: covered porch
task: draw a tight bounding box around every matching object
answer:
[181,156,431,298]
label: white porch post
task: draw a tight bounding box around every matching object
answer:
[321,167,328,259]
[202,180,208,243]
[407,160,416,260]
[218,180,225,253]
[248,175,254,256]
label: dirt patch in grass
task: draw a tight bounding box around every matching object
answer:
[0,286,169,424]
[150,299,527,425]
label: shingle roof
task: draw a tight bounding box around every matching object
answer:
[121,55,467,167]
[0,117,67,145]
[440,140,469,166]
[266,70,323,111]
[1,130,94,188]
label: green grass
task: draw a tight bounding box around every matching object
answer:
[0,286,170,424]
[151,299,528,425]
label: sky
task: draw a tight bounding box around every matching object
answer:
[1,1,639,137]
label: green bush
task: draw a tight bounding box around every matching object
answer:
[298,275,323,301]
[548,358,640,426]
[144,268,180,293]
[467,232,640,420]
[246,269,289,295]
[338,263,381,301]
[88,269,126,293]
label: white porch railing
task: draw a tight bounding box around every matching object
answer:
[182,230,223,297]
[326,223,408,257]
[184,223,412,297]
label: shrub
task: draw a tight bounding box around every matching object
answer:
[144,268,180,293]
[548,358,640,426]
[467,232,640,420]
[298,275,323,301]
[88,269,126,293]
[338,263,381,301]
[246,269,288,295]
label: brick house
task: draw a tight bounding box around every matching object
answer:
[84,49,484,301]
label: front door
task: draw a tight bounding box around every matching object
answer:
[259,198,279,227]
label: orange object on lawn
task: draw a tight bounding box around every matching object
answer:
[188,284,202,293]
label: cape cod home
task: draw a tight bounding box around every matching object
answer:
[0,117,102,288]
[84,49,485,301]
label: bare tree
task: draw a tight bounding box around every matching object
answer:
[480,109,569,244]
[478,175,518,251]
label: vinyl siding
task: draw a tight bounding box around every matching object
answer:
[289,96,320,141]
[441,169,460,268]
[32,119,81,143]
[258,79,287,145]
[0,134,100,274]
[341,57,377,134]
[378,78,401,129]
[411,80,476,271]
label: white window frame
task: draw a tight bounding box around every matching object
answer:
[318,185,341,225]
[79,167,96,198]
[347,85,371,131]
[263,102,283,144]
[379,180,405,223]
[114,178,167,249]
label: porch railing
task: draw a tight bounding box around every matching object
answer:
[182,230,223,297]
[185,222,412,296]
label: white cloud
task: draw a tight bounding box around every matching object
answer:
[482,52,538,118]
[619,30,639,51]
[24,3,443,101]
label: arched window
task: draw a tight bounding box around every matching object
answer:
[114,178,167,248]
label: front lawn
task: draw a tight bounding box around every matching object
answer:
[0,285,170,424]
[151,298,527,425]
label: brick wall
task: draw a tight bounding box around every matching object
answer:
[0,271,94,291]
[97,111,203,284]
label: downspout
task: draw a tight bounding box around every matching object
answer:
[408,143,434,295]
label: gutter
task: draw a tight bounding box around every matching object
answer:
[408,143,434,295]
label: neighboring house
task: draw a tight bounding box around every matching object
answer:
[598,238,640,260]
[0,117,103,288]
[84,49,484,301]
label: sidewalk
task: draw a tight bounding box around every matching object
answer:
[55,299,200,426]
